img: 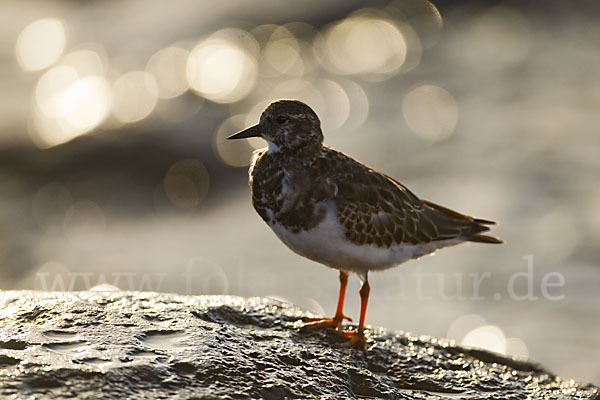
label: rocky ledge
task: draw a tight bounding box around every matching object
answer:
[0,290,597,399]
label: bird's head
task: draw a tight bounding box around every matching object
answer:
[228,100,323,153]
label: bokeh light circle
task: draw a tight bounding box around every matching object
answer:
[35,66,79,118]
[111,71,159,123]
[402,84,458,142]
[60,47,106,77]
[32,182,73,234]
[316,16,407,79]
[461,325,507,354]
[164,159,210,209]
[16,18,66,71]
[146,47,190,99]
[187,29,258,103]
[61,76,111,130]
[32,73,111,148]
[318,79,350,131]
[261,26,303,77]
[63,200,106,246]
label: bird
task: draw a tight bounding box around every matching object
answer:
[228,99,502,349]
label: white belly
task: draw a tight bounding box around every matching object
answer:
[267,201,456,274]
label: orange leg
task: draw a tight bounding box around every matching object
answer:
[302,271,352,330]
[341,278,370,349]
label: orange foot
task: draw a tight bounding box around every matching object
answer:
[301,314,352,330]
[339,330,367,350]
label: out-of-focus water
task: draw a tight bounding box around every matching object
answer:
[1,0,599,384]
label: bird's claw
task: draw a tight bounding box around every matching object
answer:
[340,330,367,350]
[301,315,351,323]
[300,314,352,331]
[300,315,368,350]
[301,317,339,331]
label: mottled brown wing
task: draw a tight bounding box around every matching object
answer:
[324,151,498,247]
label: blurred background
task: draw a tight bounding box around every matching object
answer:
[1,0,599,384]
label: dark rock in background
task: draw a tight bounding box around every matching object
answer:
[0,290,597,399]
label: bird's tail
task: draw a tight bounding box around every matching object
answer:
[465,218,503,244]
[422,200,503,244]
[467,233,504,244]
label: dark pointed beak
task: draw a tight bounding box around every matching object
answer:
[227,124,261,140]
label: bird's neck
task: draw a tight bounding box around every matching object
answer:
[266,141,322,162]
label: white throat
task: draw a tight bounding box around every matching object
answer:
[267,141,280,154]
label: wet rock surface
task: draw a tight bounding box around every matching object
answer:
[0,290,597,400]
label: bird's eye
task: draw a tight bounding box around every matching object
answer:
[275,115,288,124]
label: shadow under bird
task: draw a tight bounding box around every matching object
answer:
[228,100,502,349]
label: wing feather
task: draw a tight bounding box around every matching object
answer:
[319,148,501,247]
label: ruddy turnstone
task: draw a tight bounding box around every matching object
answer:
[228,100,502,348]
